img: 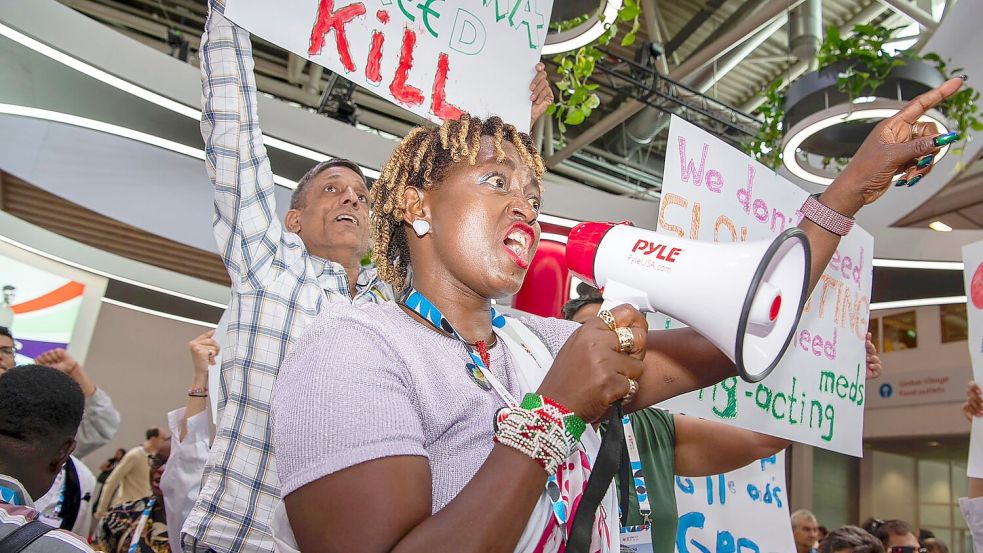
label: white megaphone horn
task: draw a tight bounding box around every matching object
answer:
[566,222,811,383]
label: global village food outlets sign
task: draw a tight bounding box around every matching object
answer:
[224,0,554,132]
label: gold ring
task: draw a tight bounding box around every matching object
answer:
[622,378,639,404]
[911,122,923,139]
[597,309,617,332]
[615,326,635,353]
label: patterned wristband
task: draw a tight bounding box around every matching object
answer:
[188,386,209,397]
[800,193,854,236]
[494,406,572,474]
[520,393,586,443]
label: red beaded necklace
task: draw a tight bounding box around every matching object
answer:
[474,340,491,370]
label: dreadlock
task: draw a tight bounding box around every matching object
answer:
[370,114,545,293]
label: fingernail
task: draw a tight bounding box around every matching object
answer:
[907,175,923,187]
[934,132,961,147]
[916,154,935,169]
[894,178,908,187]
[958,74,968,81]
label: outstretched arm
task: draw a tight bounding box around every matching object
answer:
[674,415,789,477]
[35,348,120,457]
[629,77,966,407]
[201,0,286,290]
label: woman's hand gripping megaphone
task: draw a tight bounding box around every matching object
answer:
[539,303,648,423]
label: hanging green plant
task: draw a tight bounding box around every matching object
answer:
[742,79,785,170]
[546,0,642,135]
[746,24,983,169]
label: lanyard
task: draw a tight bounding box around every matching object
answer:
[621,414,651,523]
[0,485,25,506]
[127,497,155,553]
[402,289,516,406]
[402,289,575,527]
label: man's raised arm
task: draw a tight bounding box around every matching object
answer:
[201,0,285,289]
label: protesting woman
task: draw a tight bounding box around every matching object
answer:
[272,74,965,552]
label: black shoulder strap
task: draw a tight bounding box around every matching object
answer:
[59,458,82,531]
[566,405,625,553]
[0,521,55,553]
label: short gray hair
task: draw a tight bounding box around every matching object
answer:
[819,526,884,553]
[791,509,818,528]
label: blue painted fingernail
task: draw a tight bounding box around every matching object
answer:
[934,132,960,147]
[894,178,908,187]
[916,154,934,169]
[908,175,923,187]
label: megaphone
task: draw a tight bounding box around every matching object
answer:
[566,222,811,383]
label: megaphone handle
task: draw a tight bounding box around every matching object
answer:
[600,280,655,313]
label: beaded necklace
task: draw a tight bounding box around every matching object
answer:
[402,288,507,394]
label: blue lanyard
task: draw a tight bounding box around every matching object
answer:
[403,289,576,527]
[402,289,506,393]
[0,485,25,506]
[127,497,156,553]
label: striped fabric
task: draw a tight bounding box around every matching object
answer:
[181,3,393,551]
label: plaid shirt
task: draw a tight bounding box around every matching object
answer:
[182,5,393,551]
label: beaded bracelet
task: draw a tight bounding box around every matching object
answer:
[493,394,586,474]
[519,393,586,444]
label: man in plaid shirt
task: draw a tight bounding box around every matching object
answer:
[181,2,393,551]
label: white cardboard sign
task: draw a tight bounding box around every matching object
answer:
[673,452,795,553]
[962,240,983,477]
[224,0,553,132]
[656,116,874,456]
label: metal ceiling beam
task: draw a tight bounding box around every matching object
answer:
[686,0,771,56]
[691,14,788,93]
[739,1,891,113]
[670,0,805,80]
[662,0,728,58]
[639,0,670,74]
[878,0,938,30]
[545,0,802,168]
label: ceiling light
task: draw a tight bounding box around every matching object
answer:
[0,103,299,188]
[872,259,963,270]
[540,233,568,244]
[782,103,950,185]
[542,0,623,55]
[929,220,953,232]
[538,214,580,228]
[0,21,379,179]
[102,297,217,328]
[0,233,228,308]
[869,296,966,311]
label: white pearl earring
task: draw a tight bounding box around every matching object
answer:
[412,219,431,237]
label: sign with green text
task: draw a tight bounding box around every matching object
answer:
[656,116,874,456]
[224,0,553,132]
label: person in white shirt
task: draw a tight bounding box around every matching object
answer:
[960,381,983,549]
[159,330,217,553]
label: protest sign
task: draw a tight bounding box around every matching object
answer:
[962,240,983,477]
[673,452,794,553]
[656,116,874,456]
[224,0,553,132]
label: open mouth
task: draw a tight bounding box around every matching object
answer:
[335,213,359,226]
[502,222,535,269]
